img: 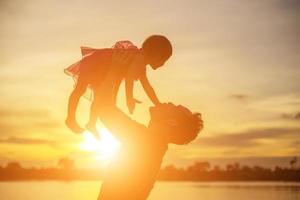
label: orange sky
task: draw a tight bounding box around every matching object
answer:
[0,0,299,168]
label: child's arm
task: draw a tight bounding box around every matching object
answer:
[66,76,88,133]
[139,73,160,105]
[125,76,143,114]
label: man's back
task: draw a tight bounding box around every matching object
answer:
[98,129,168,200]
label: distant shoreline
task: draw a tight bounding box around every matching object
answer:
[1,179,300,183]
[1,161,300,182]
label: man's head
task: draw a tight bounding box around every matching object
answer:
[149,103,203,145]
[142,35,173,70]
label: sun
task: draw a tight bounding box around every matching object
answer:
[80,128,121,161]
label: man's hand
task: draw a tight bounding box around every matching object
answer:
[127,98,142,114]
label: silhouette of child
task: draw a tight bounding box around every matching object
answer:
[64,35,173,137]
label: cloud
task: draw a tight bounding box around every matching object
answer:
[280,112,300,121]
[229,94,250,101]
[33,121,63,129]
[196,127,300,147]
[0,108,50,119]
[292,140,300,146]
[279,0,300,12]
[0,120,63,138]
[0,136,57,147]
[0,121,24,136]
[0,107,64,136]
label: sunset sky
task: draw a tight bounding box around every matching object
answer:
[0,0,299,169]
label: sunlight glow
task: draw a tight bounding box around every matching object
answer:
[80,128,121,161]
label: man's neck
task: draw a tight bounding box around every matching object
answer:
[148,123,169,143]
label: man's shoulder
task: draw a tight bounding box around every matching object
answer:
[138,130,168,153]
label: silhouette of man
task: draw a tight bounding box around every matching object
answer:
[94,52,203,200]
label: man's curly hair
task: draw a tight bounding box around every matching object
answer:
[154,103,203,145]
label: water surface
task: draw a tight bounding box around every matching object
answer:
[0,181,299,200]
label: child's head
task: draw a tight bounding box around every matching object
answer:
[142,35,173,70]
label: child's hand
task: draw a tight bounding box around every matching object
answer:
[127,98,142,114]
[65,118,84,134]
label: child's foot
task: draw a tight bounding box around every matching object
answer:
[65,119,84,134]
[86,123,101,140]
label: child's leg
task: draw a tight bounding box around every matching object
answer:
[66,77,88,133]
[86,99,100,139]
[86,79,122,138]
[88,100,98,126]
[112,78,122,104]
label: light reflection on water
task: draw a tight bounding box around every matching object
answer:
[0,181,299,200]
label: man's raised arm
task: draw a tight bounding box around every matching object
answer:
[93,51,146,140]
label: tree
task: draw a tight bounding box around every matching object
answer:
[188,161,210,172]
[6,162,22,170]
[58,158,74,170]
[290,157,297,169]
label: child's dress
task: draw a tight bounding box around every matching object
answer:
[64,41,140,100]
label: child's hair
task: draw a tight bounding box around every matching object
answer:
[142,35,173,62]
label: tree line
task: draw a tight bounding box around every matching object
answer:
[0,157,299,181]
